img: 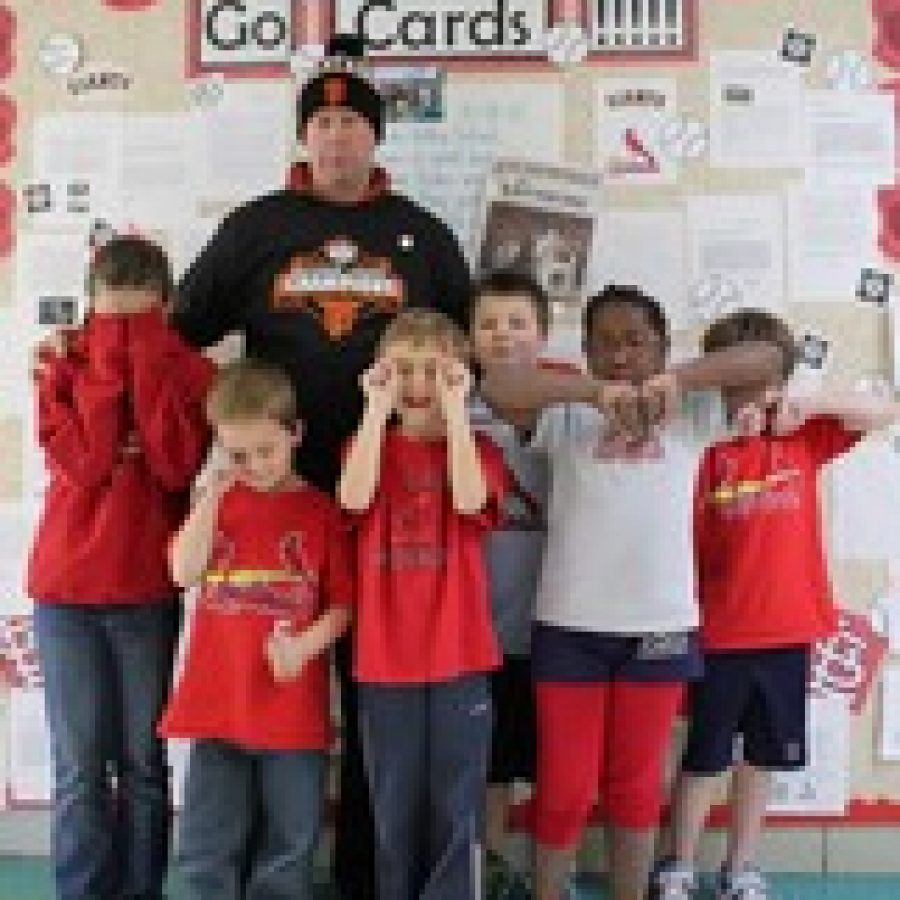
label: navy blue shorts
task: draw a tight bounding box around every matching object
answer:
[681,646,810,774]
[532,624,702,683]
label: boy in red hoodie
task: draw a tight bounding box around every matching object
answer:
[27,236,214,900]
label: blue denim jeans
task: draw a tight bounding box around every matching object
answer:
[359,674,492,900]
[34,600,179,900]
[177,740,326,900]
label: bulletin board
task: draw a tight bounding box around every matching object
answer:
[3,0,900,847]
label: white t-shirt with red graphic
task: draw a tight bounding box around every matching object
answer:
[532,403,704,634]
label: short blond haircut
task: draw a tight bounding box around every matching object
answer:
[378,309,469,360]
[206,359,297,428]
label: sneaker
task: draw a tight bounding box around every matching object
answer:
[714,866,770,900]
[651,858,699,899]
[484,850,533,900]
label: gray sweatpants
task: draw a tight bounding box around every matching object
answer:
[358,674,492,900]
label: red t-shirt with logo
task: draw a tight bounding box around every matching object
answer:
[351,429,510,684]
[159,484,353,750]
[694,415,861,651]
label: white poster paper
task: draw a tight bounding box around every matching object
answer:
[787,185,878,302]
[193,81,292,204]
[30,113,123,227]
[8,687,52,806]
[15,231,90,329]
[590,207,688,327]
[829,436,900,562]
[686,194,785,314]
[768,693,850,815]
[120,115,200,225]
[880,664,900,760]
[804,90,895,187]
[710,51,805,170]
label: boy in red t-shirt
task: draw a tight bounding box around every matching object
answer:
[339,309,509,900]
[28,236,213,900]
[655,310,899,900]
[159,361,353,900]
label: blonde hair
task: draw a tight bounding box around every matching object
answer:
[206,360,297,427]
[378,309,469,360]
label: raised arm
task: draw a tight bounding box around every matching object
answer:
[36,317,130,489]
[169,472,232,589]
[673,341,784,393]
[337,359,396,512]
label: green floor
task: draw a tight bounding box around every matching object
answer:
[2,860,900,900]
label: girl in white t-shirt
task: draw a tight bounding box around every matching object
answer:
[482,285,781,900]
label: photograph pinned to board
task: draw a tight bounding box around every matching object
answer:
[475,159,602,322]
[22,178,113,227]
[375,67,445,124]
[596,78,679,184]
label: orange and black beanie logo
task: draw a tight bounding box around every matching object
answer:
[324,76,348,107]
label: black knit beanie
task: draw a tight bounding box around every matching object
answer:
[298,35,385,142]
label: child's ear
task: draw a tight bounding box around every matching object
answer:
[290,420,303,446]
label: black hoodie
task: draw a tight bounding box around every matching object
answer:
[173,166,472,491]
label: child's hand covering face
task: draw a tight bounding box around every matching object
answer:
[361,358,399,414]
[436,358,472,418]
[732,388,782,437]
[597,374,678,445]
[771,392,815,436]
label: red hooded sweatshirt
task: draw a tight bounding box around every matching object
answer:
[27,309,214,604]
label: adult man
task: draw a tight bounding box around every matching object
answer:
[172,36,472,900]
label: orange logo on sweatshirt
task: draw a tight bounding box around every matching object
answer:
[272,238,405,340]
